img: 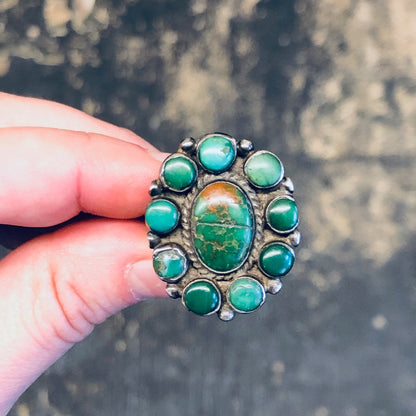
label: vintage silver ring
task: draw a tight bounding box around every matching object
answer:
[145,133,300,321]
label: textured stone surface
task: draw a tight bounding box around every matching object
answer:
[244,151,284,188]
[228,277,265,312]
[193,181,254,272]
[153,246,187,282]
[1,0,416,415]
[197,134,236,172]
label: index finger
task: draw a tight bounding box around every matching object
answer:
[0,127,166,227]
[0,92,157,150]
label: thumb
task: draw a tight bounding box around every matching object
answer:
[0,219,166,414]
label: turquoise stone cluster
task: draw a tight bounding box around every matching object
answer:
[145,133,300,320]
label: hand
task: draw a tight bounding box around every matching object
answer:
[0,93,167,415]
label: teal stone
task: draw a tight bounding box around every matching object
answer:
[266,197,298,233]
[162,155,197,191]
[197,134,236,172]
[228,277,265,313]
[244,151,284,188]
[192,181,254,272]
[259,242,294,278]
[183,280,220,315]
[153,246,187,282]
[145,199,179,234]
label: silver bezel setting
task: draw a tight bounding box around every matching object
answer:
[183,176,262,278]
[227,275,266,314]
[265,195,299,235]
[243,150,285,190]
[153,243,189,283]
[258,241,296,279]
[145,198,181,236]
[160,153,198,193]
[195,132,237,174]
[181,279,222,316]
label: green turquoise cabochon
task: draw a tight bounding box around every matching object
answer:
[259,242,295,278]
[228,277,265,312]
[266,196,299,233]
[161,154,197,191]
[192,181,254,273]
[145,199,179,234]
[197,134,236,173]
[183,280,220,316]
[153,245,188,283]
[146,133,300,320]
[244,150,284,188]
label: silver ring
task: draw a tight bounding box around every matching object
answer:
[145,133,300,320]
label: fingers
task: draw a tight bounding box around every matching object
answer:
[0,218,166,414]
[0,127,167,227]
[0,92,157,150]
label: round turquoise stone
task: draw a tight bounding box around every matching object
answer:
[153,246,187,282]
[183,280,220,315]
[162,155,197,191]
[192,181,254,272]
[266,197,298,233]
[145,199,179,234]
[197,134,236,172]
[228,277,265,313]
[259,243,294,278]
[244,151,284,188]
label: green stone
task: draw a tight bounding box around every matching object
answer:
[192,181,254,272]
[153,246,187,282]
[183,280,220,315]
[228,277,265,313]
[162,155,197,191]
[198,134,236,172]
[145,199,179,234]
[266,197,298,233]
[244,151,284,188]
[259,243,294,278]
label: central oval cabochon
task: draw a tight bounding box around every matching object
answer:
[192,181,254,272]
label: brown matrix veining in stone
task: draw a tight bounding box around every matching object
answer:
[192,181,254,272]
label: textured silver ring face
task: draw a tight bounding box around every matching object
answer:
[145,133,300,320]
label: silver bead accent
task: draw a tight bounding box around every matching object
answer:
[266,279,283,295]
[180,137,195,153]
[147,232,161,249]
[238,139,254,156]
[282,177,295,193]
[149,180,162,197]
[219,305,235,321]
[166,285,180,299]
[289,230,301,247]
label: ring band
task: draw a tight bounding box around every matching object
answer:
[145,133,300,320]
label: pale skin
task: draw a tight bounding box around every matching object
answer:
[0,93,169,415]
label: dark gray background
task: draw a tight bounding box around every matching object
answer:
[1,0,416,415]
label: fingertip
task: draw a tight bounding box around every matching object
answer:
[125,259,168,302]
[146,150,170,162]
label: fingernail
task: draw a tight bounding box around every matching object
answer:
[125,259,167,301]
[147,149,169,162]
